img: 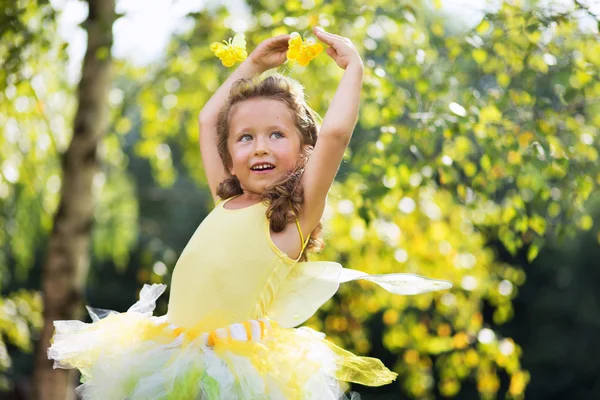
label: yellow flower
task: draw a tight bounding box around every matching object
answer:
[210,33,247,67]
[286,32,323,67]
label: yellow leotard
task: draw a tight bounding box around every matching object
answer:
[167,196,308,331]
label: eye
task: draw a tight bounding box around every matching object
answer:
[239,134,252,142]
[271,131,284,139]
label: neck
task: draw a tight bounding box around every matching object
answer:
[239,190,262,202]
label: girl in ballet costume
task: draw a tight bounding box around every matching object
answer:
[48,27,451,399]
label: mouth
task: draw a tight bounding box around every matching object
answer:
[250,163,275,173]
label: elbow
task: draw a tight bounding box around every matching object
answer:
[198,108,218,126]
[197,110,210,125]
[322,129,352,147]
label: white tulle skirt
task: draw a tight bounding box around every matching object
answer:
[48,285,395,400]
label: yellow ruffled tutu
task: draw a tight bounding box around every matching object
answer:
[48,284,395,400]
[48,261,452,399]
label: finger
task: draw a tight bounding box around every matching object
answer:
[270,34,291,43]
[314,28,337,46]
[313,26,345,41]
[326,47,337,59]
[314,29,348,50]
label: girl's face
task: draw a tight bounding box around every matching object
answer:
[227,98,304,196]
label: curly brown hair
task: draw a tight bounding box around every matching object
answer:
[215,74,324,261]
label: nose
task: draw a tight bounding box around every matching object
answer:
[253,136,269,155]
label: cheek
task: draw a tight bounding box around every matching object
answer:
[230,146,251,165]
[278,145,302,167]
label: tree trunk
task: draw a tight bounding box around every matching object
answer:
[33,0,115,399]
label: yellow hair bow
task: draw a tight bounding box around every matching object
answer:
[286,32,323,67]
[210,33,248,67]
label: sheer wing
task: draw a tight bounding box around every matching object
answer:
[267,262,453,328]
[338,269,453,295]
[267,261,342,328]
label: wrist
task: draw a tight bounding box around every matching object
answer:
[346,60,364,72]
[243,57,267,75]
[345,61,364,76]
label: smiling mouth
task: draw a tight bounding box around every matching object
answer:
[250,163,275,171]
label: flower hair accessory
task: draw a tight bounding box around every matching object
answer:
[286,32,323,67]
[210,33,247,67]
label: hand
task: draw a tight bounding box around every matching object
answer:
[247,34,291,72]
[313,27,363,70]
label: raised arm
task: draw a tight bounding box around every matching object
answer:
[299,27,364,233]
[198,34,291,204]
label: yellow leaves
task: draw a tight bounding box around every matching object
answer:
[453,332,470,349]
[527,53,548,74]
[577,214,593,231]
[437,323,452,337]
[497,72,511,87]
[464,162,477,178]
[517,132,534,148]
[404,349,420,364]
[471,48,488,65]
[415,80,430,93]
[210,33,247,67]
[547,136,566,158]
[476,20,491,35]
[528,214,546,236]
[454,136,472,154]
[509,371,530,396]
[286,32,323,66]
[479,104,502,123]
[509,89,533,106]
[382,309,399,325]
[477,371,500,395]
[548,202,561,218]
[361,102,381,128]
[431,22,444,37]
[493,42,507,58]
[439,378,461,396]
[537,119,553,135]
[115,117,132,135]
[507,151,522,165]
[527,243,540,263]
[583,42,600,65]
[526,30,541,45]
[325,315,348,331]
[546,161,567,179]
[569,69,592,89]
[465,349,480,367]
[480,155,492,171]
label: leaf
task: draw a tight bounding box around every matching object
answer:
[527,242,540,263]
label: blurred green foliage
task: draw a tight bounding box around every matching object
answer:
[1,0,599,398]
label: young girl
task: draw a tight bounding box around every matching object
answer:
[48,27,451,399]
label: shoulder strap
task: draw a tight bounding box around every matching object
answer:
[294,218,310,252]
[290,200,310,252]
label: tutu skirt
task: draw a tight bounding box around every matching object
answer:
[48,285,396,400]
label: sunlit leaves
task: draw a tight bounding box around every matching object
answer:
[0,290,42,390]
[0,0,56,92]
[0,1,138,386]
[0,3,68,383]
